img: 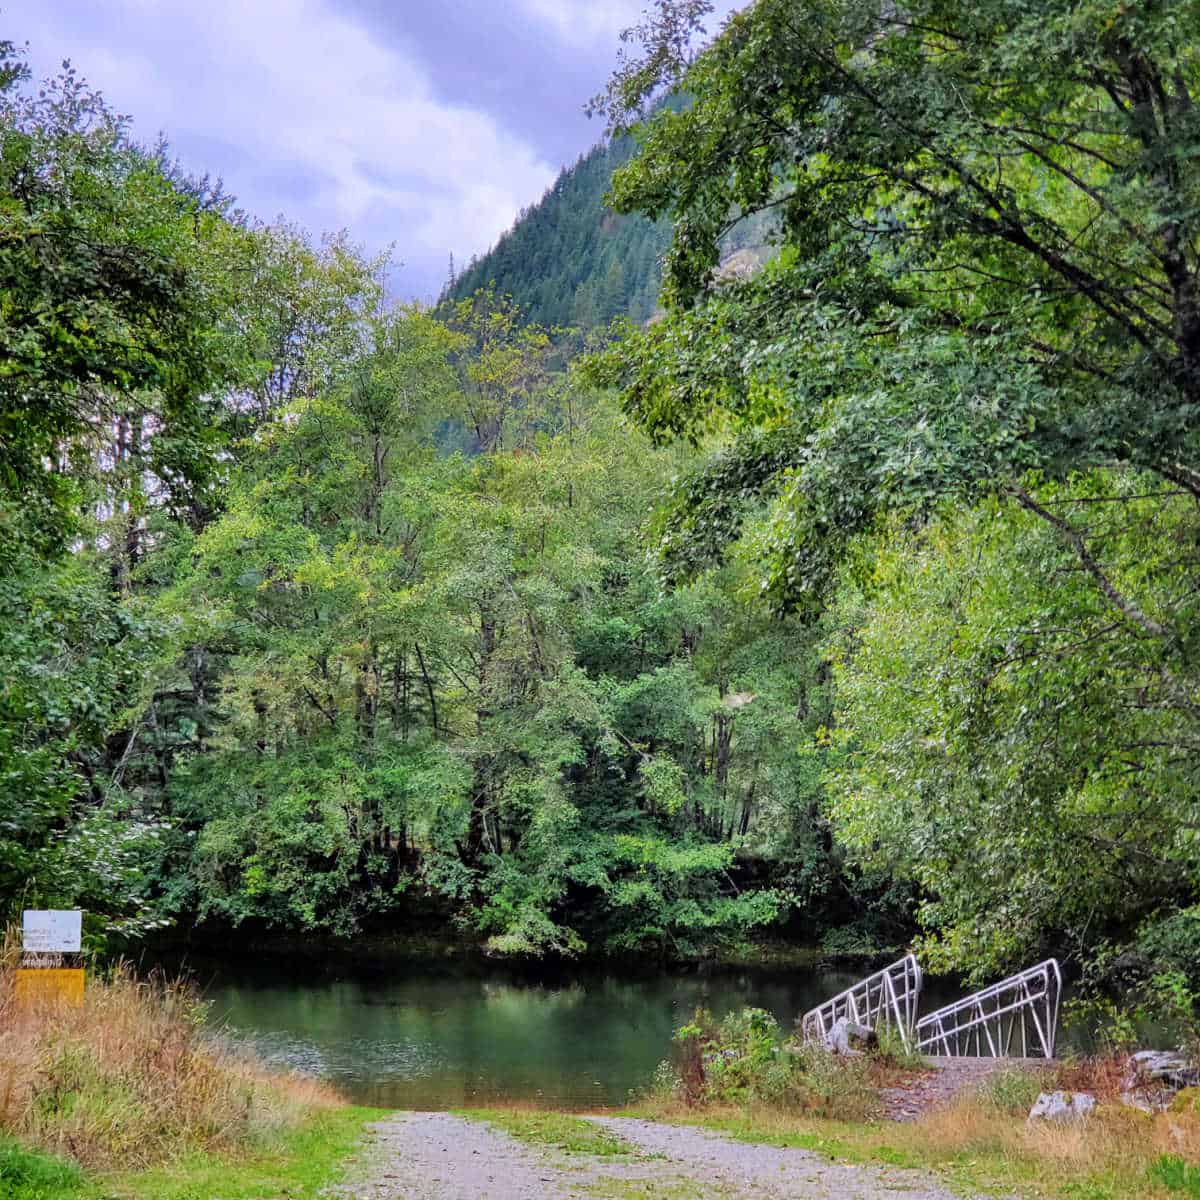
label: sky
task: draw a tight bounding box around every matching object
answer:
[8,1,731,299]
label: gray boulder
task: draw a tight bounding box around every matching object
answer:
[824,1017,879,1055]
[1125,1049,1199,1088]
[1028,1091,1096,1123]
[1121,1050,1200,1112]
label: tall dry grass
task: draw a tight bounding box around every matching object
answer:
[0,934,340,1170]
[916,1086,1200,1192]
[636,1049,1200,1198]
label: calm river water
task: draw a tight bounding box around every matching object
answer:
[186,957,976,1110]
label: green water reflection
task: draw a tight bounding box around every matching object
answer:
[190,959,1109,1110]
[197,962,888,1110]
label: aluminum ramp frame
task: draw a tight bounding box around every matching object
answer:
[800,954,923,1049]
[915,958,1062,1058]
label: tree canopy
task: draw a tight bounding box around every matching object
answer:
[8,12,1200,995]
[0,44,255,558]
[590,0,1200,610]
[586,0,1200,979]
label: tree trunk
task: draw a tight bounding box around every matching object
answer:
[414,643,439,734]
[463,606,497,866]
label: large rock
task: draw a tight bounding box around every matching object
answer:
[1122,1050,1200,1112]
[1125,1049,1199,1088]
[1028,1091,1096,1123]
[824,1017,879,1055]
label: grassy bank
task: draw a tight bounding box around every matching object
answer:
[0,1107,383,1200]
[460,1092,1200,1200]
[92,1105,385,1200]
[585,1005,1200,1200]
[0,943,378,1199]
[620,1094,1200,1200]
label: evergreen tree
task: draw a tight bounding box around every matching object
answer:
[442,137,671,328]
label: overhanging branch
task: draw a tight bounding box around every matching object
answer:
[1009,486,1171,639]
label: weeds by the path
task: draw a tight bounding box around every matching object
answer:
[0,936,375,1198]
[95,1105,385,1200]
[457,1108,635,1157]
[623,1087,1200,1200]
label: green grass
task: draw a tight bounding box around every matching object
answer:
[0,1138,84,1200]
[1154,1154,1200,1198]
[84,1106,386,1200]
[456,1109,634,1157]
[0,1104,382,1200]
[647,1112,912,1168]
[688,1109,1067,1195]
[615,1104,1174,1200]
[582,1176,735,1200]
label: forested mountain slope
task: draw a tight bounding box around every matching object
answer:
[443,135,671,327]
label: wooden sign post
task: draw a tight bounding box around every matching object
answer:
[17,910,84,1006]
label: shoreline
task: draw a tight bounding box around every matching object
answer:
[134,928,898,978]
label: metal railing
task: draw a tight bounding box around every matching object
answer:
[915,958,1062,1058]
[801,954,923,1048]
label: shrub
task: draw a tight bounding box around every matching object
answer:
[662,1005,890,1119]
[671,1007,802,1106]
[820,926,886,956]
[1152,1153,1200,1198]
[874,1022,927,1070]
[0,938,340,1171]
[977,1067,1048,1115]
[0,1137,81,1200]
[1053,1055,1126,1103]
[1138,909,1200,983]
[642,1059,683,1105]
[789,1042,882,1121]
[1067,951,1200,1059]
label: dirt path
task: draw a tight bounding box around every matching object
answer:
[330,1111,1007,1200]
[880,1056,1050,1122]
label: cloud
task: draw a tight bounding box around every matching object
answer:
[514,0,742,52]
[514,0,645,47]
[8,0,559,297]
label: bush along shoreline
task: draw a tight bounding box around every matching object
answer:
[0,940,378,1200]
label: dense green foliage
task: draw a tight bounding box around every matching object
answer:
[8,0,1200,993]
[148,303,807,953]
[0,44,898,960]
[0,45,248,561]
[588,0,1200,981]
[443,136,671,328]
[0,1137,81,1200]
[661,1005,886,1119]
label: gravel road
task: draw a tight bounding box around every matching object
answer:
[329,1111,1006,1200]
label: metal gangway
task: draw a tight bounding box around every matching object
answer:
[800,954,923,1049]
[915,959,1062,1058]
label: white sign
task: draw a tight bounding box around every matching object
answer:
[22,910,82,953]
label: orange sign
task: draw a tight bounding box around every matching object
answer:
[15,968,85,1006]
